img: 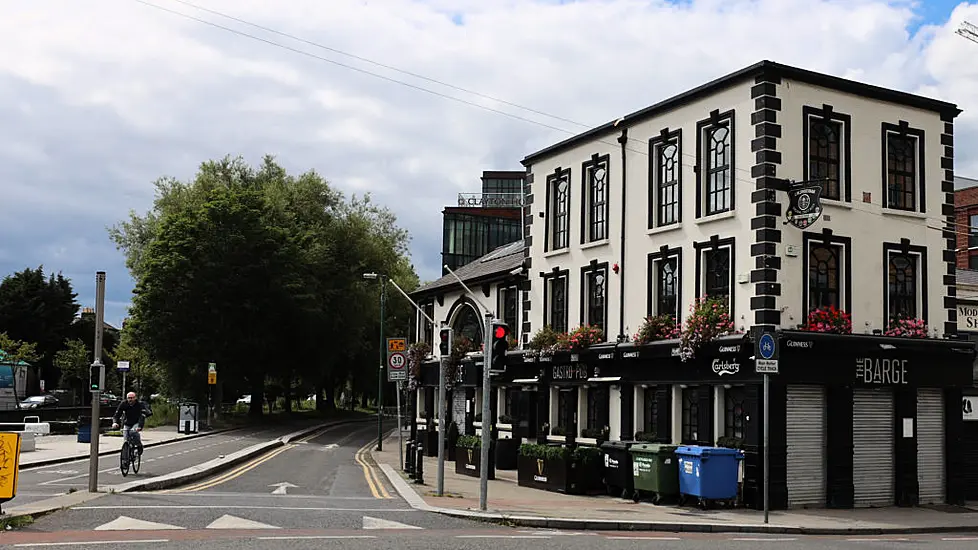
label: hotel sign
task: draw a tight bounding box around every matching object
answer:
[957,303,978,332]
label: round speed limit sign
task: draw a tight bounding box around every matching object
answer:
[388,352,406,370]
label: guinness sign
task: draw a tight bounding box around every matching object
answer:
[784,181,824,229]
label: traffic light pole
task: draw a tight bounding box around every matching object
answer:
[377,276,386,452]
[479,312,493,511]
[436,354,447,496]
[88,271,106,493]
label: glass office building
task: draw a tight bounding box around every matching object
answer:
[442,171,525,274]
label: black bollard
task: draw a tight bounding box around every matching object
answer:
[414,443,425,485]
[406,441,415,476]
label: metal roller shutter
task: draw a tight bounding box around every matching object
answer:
[786,385,826,508]
[917,389,945,505]
[852,388,895,507]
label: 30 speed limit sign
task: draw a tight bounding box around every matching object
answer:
[387,351,407,381]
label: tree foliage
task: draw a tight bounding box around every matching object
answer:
[0,267,79,392]
[110,155,417,416]
[0,332,40,402]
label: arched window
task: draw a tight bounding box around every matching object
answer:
[451,304,483,348]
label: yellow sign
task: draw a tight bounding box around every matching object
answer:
[207,372,217,385]
[387,338,406,353]
[0,432,22,501]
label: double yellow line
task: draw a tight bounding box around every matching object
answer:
[354,439,392,499]
[168,426,331,493]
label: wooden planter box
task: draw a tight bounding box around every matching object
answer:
[517,453,603,495]
[455,445,495,479]
[495,438,520,470]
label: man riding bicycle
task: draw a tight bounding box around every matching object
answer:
[112,392,149,455]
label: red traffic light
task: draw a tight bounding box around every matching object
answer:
[440,331,449,341]
[494,326,508,339]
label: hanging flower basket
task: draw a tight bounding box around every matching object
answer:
[885,316,928,338]
[632,314,680,344]
[802,305,852,334]
[566,325,604,351]
[407,341,431,390]
[678,296,734,362]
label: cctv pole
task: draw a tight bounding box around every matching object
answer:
[88,271,106,493]
[479,312,493,511]
[377,276,386,451]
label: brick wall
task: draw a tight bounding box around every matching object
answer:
[955,186,978,268]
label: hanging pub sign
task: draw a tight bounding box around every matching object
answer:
[784,181,824,229]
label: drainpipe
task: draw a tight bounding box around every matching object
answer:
[617,127,628,341]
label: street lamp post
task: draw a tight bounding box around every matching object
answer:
[364,272,387,452]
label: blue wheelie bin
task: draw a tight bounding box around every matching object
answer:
[675,445,743,509]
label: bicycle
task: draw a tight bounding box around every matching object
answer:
[118,426,142,477]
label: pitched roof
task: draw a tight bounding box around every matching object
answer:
[412,240,525,296]
[522,60,961,166]
[958,268,978,287]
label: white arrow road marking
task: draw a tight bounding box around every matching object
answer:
[362,516,423,530]
[206,514,281,529]
[94,516,186,531]
[322,443,338,450]
[269,482,299,495]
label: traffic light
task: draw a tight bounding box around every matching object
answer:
[490,320,509,371]
[89,362,104,392]
[438,327,453,356]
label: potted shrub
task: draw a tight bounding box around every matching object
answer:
[566,325,604,350]
[678,296,735,362]
[455,434,495,479]
[517,443,604,494]
[527,326,569,357]
[581,426,610,445]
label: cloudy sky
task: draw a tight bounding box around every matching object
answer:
[2,0,978,327]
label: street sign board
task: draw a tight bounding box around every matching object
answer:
[756,359,779,374]
[0,431,22,502]
[387,337,407,382]
[117,361,130,372]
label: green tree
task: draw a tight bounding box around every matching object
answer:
[0,332,40,402]
[0,267,80,392]
[53,338,89,404]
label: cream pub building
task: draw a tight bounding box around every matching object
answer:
[508,60,976,509]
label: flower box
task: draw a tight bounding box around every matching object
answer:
[516,443,603,495]
[455,435,495,479]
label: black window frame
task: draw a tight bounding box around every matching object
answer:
[579,261,609,337]
[880,121,926,213]
[969,213,978,248]
[681,387,699,445]
[882,240,928,328]
[497,284,520,336]
[802,104,851,202]
[801,231,852,320]
[694,236,736,312]
[648,128,682,228]
[544,167,572,252]
[643,388,658,434]
[647,245,683,320]
[581,154,610,243]
[541,268,569,334]
[586,385,610,431]
[723,386,748,440]
[695,109,736,218]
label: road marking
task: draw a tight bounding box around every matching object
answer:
[362,515,423,529]
[13,541,170,547]
[258,536,376,540]
[730,538,798,541]
[456,535,552,539]
[75,505,417,511]
[94,516,186,530]
[943,537,978,541]
[269,481,299,495]
[354,439,392,499]
[206,514,281,529]
[846,538,910,542]
[605,537,680,541]
[169,443,294,492]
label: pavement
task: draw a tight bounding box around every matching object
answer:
[5,423,978,549]
[369,434,978,536]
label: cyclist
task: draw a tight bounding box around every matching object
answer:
[111,392,149,455]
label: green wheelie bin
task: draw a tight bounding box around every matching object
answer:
[629,443,680,504]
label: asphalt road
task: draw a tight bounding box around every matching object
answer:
[8,419,978,549]
[8,423,306,508]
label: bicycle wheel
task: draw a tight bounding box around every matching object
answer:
[131,444,141,474]
[120,441,130,477]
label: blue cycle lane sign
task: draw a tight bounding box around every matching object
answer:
[754,330,779,374]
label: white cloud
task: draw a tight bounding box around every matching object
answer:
[3,0,978,325]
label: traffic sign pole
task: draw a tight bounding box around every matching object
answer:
[753,327,779,525]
